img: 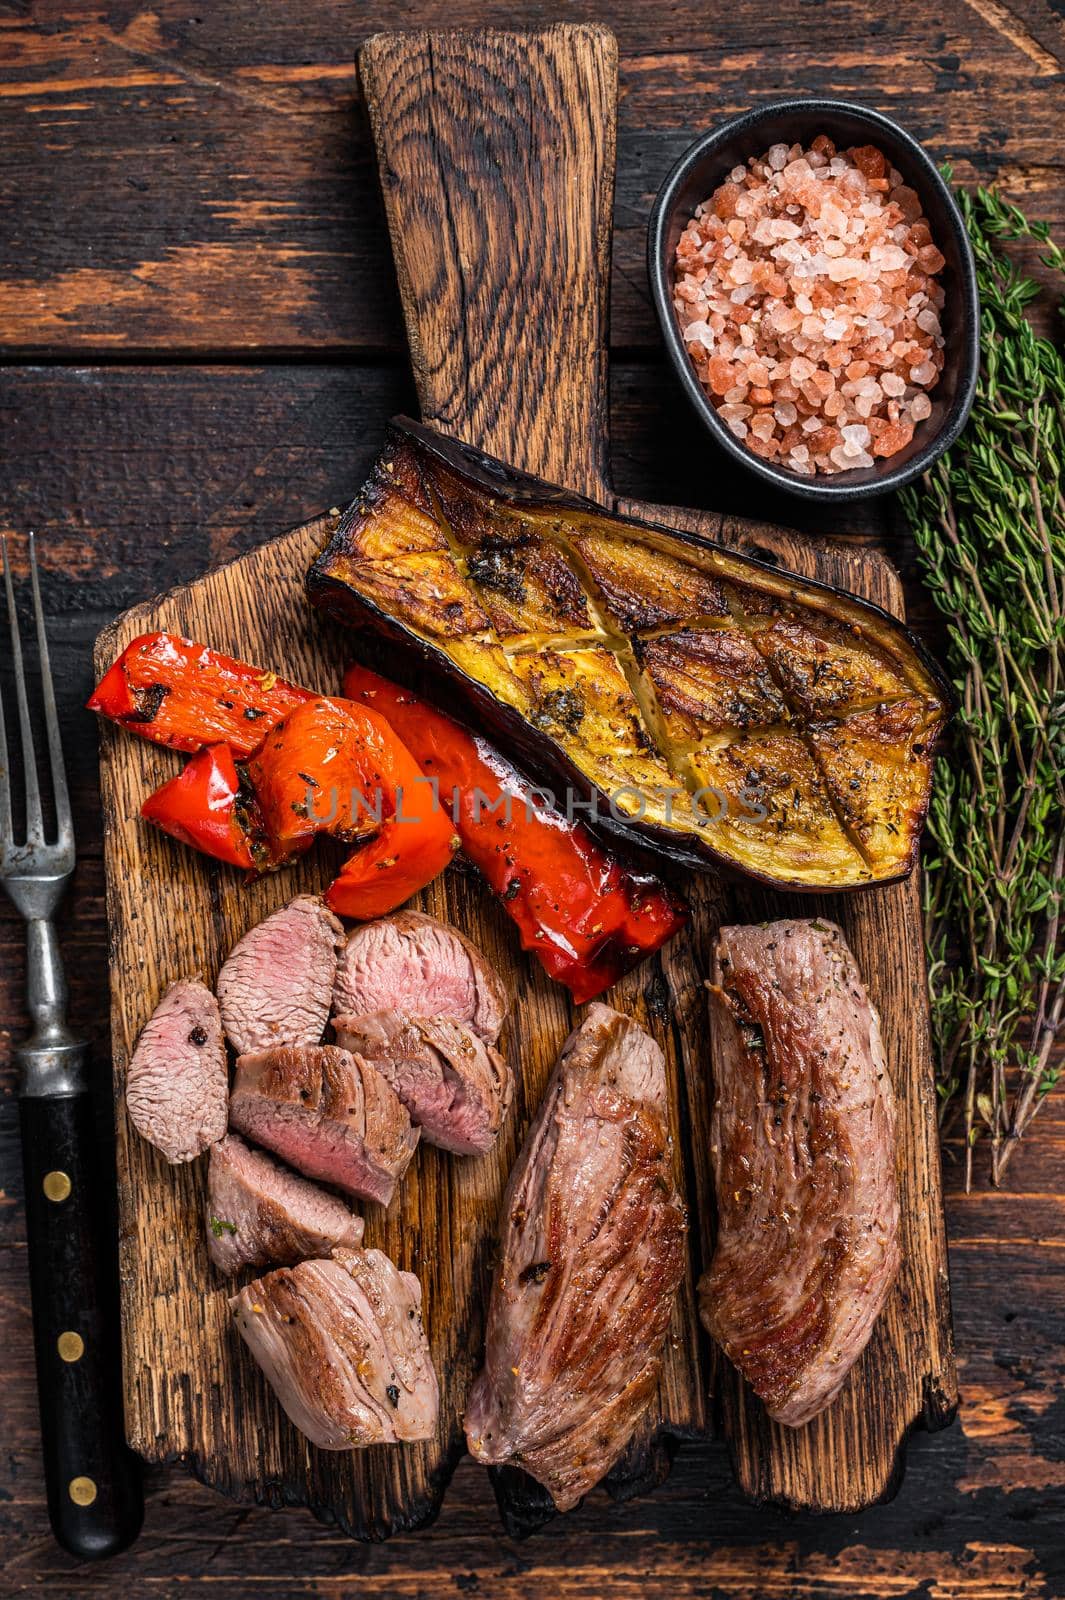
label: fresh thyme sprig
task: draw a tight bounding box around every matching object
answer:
[901,186,1065,1188]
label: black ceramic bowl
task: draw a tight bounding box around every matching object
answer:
[648,99,979,501]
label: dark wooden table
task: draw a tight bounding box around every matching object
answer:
[2,4,1063,1596]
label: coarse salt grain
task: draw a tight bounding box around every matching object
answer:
[672,135,947,475]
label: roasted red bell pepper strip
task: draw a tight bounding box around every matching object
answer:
[246,693,459,912]
[246,696,392,858]
[342,665,687,1002]
[88,632,311,757]
[323,708,461,920]
[140,743,271,871]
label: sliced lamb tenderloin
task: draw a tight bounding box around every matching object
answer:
[230,1246,439,1448]
[229,1044,418,1207]
[125,979,228,1163]
[699,919,901,1427]
[218,895,344,1055]
[334,1011,512,1156]
[205,1132,364,1275]
[464,1003,687,1510]
[333,910,508,1044]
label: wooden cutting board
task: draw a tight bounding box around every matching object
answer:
[97,23,956,1539]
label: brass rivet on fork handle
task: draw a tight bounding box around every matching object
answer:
[43,1169,71,1202]
[3,534,143,1557]
[57,1331,84,1363]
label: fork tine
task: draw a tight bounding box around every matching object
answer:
[3,535,43,845]
[28,533,72,846]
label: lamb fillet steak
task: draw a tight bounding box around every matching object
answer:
[218,894,343,1054]
[228,1044,418,1206]
[699,919,901,1426]
[333,910,508,1044]
[464,1003,686,1510]
[205,1133,364,1274]
[125,978,228,1163]
[230,1247,439,1448]
[333,1011,512,1155]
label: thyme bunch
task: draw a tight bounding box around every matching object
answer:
[901,187,1065,1187]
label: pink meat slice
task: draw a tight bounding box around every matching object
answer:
[334,1011,512,1156]
[228,1044,419,1207]
[333,911,508,1044]
[699,919,901,1427]
[217,895,344,1055]
[464,1003,687,1511]
[205,1133,364,1275]
[230,1247,439,1448]
[125,978,228,1163]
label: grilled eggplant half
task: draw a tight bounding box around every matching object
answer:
[307,418,949,890]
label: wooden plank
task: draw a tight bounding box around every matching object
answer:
[0,1,1061,354]
[359,24,616,498]
[94,478,957,1539]
[0,362,901,578]
[94,23,956,1538]
[1,0,1063,1583]
[361,21,955,1519]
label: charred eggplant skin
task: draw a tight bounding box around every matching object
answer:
[307,417,950,892]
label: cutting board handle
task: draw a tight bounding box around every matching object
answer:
[359,23,617,502]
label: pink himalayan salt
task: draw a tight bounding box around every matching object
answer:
[673,136,946,475]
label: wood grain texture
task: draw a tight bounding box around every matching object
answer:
[360,25,616,498]
[2,350,1059,1590]
[4,1,1063,1588]
[0,1,1061,358]
[94,23,955,1537]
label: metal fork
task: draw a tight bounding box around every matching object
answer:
[3,535,142,1559]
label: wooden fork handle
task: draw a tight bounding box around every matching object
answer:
[19,1080,143,1559]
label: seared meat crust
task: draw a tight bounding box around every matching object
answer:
[334,1011,512,1156]
[699,919,901,1426]
[230,1247,439,1448]
[464,1003,686,1509]
[229,1044,418,1207]
[205,1133,364,1274]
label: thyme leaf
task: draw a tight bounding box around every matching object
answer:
[901,185,1065,1188]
